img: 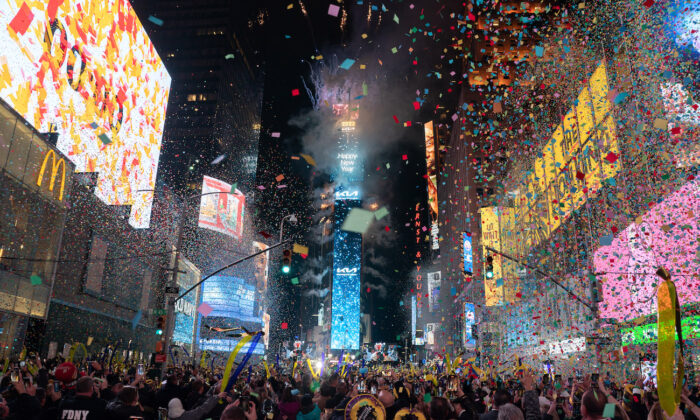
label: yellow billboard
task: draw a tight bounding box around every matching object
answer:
[480,207,503,306]
[424,121,439,250]
[0,0,171,228]
[517,61,619,249]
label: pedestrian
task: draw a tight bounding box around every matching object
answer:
[58,376,107,420]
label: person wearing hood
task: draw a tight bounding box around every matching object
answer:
[167,387,229,420]
[297,394,320,420]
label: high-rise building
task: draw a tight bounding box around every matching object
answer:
[131,0,266,193]
[330,104,363,351]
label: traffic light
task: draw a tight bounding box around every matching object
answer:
[282,249,292,273]
[485,255,494,279]
[156,316,165,335]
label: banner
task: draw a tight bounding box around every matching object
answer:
[198,176,245,239]
[424,121,439,251]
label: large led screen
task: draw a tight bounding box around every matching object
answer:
[464,303,476,348]
[331,199,361,350]
[0,0,171,228]
[173,257,200,349]
[424,121,439,250]
[197,276,263,354]
[463,232,473,274]
[594,178,700,322]
[198,176,245,239]
[621,315,700,347]
[480,207,503,306]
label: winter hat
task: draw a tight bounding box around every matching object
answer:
[168,398,186,418]
[55,362,77,383]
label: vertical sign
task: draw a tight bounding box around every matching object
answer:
[424,121,439,250]
[428,271,441,312]
[462,232,473,274]
[464,303,476,348]
[480,207,503,306]
[411,296,417,345]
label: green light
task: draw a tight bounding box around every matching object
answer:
[486,271,494,279]
[156,329,163,335]
[282,265,290,274]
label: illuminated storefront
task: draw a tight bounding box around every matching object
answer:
[173,257,201,354]
[0,99,74,356]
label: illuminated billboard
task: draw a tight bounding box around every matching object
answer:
[411,296,417,345]
[428,272,441,312]
[462,232,473,274]
[621,315,700,347]
[480,207,503,306]
[594,178,700,322]
[173,257,200,351]
[510,62,619,250]
[464,303,476,348]
[198,176,245,239]
[424,121,439,251]
[0,0,171,228]
[331,200,361,350]
[197,276,263,354]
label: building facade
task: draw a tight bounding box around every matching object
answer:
[0,99,74,357]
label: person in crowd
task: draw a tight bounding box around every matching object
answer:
[58,376,107,420]
[480,389,513,420]
[106,385,145,420]
[297,394,320,420]
[279,387,301,419]
[167,386,228,420]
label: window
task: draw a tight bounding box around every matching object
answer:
[187,94,197,102]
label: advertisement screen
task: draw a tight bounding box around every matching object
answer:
[621,315,700,347]
[463,232,473,274]
[411,295,417,345]
[480,207,503,306]
[428,271,441,312]
[510,62,619,249]
[198,176,245,239]
[173,257,200,349]
[464,303,476,348]
[197,276,263,354]
[0,0,171,228]
[594,178,700,321]
[424,121,439,250]
[331,199,361,350]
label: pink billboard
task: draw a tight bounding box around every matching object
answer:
[594,178,700,321]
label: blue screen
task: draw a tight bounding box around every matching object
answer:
[197,276,264,354]
[463,233,473,274]
[331,199,362,350]
[464,303,476,348]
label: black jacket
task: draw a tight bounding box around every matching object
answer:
[58,395,107,420]
[106,400,145,420]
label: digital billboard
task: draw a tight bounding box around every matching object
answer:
[480,207,503,306]
[464,303,476,348]
[424,121,439,251]
[621,315,700,347]
[198,176,245,239]
[331,200,361,350]
[173,257,200,351]
[0,0,171,228]
[197,276,263,354]
[411,296,417,345]
[594,178,700,322]
[462,232,473,274]
[428,271,441,312]
[509,62,619,250]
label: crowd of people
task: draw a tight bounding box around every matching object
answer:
[0,355,698,420]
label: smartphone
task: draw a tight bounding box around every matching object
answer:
[414,385,421,396]
[568,377,573,387]
[10,370,18,382]
[555,374,562,383]
[591,373,599,384]
[137,364,144,376]
[19,361,25,368]
[371,386,377,394]
[54,381,60,393]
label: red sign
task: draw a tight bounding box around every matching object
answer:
[155,354,166,363]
